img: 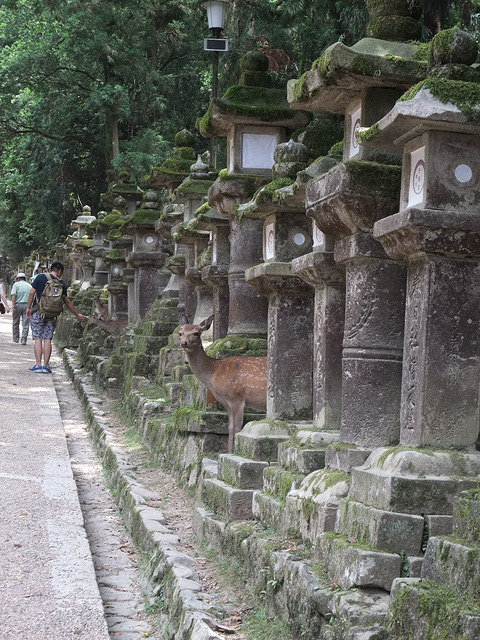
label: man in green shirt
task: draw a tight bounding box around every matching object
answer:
[11,272,32,344]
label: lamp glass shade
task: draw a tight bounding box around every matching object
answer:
[204,1,226,29]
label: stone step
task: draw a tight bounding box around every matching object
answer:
[317,533,401,592]
[202,478,254,522]
[454,489,480,545]
[263,466,304,503]
[278,443,326,475]
[174,409,228,435]
[284,468,350,544]
[422,536,480,599]
[326,443,372,472]
[252,492,283,531]
[217,454,269,490]
[157,346,185,379]
[388,577,480,640]
[235,420,290,462]
[335,499,425,556]
[278,429,340,474]
[133,334,169,355]
[195,505,391,640]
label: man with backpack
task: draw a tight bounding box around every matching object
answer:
[26,261,87,373]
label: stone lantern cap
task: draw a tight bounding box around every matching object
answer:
[288,38,427,115]
[147,129,197,189]
[358,27,480,149]
[358,77,480,149]
[195,202,229,232]
[197,51,309,138]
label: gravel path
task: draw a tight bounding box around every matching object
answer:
[0,312,161,639]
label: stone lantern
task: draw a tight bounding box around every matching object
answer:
[366,28,480,454]
[123,208,168,324]
[69,205,96,286]
[198,50,309,337]
[288,11,428,465]
[242,140,315,421]
[89,211,110,287]
[147,129,197,197]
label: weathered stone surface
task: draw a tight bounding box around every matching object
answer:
[387,577,480,640]
[277,442,326,475]
[252,491,283,531]
[422,537,480,598]
[288,38,426,114]
[350,448,480,514]
[235,420,290,462]
[454,490,480,544]
[425,514,453,538]
[217,454,268,490]
[202,478,254,522]
[336,499,424,555]
[326,445,371,472]
[317,533,401,591]
[284,469,349,543]
[330,588,389,627]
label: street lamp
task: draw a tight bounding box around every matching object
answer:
[203,1,228,168]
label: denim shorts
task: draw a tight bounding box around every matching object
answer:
[30,311,57,340]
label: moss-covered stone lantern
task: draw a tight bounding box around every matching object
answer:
[239,140,315,421]
[147,129,197,196]
[286,5,431,464]
[364,28,480,454]
[123,203,168,323]
[197,50,310,337]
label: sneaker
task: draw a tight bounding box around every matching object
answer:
[42,365,52,374]
[29,364,43,372]
[21,342,27,345]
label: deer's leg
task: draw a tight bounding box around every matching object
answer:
[228,399,245,454]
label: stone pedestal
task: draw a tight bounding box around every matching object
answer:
[375,209,480,449]
[292,249,345,431]
[336,233,406,448]
[228,218,268,336]
[246,263,314,420]
[307,162,404,452]
[128,251,168,322]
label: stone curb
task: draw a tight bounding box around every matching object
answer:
[63,349,224,640]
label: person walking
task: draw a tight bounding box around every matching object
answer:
[0,281,10,314]
[26,261,87,373]
[11,272,32,344]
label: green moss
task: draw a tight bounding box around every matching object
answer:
[97,213,124,229]
[196,102,213,137]
[398,76,480,121]
[199,85,295,130]
[328,140,344,161]
[343,160,401,194]
[322,470,350,490]
[127,209,161,228]
[328,441,357,452]
[412,42,431,62]
[293,72,309,102]
[176,178,213,197]
[356,122,379,144]
[205,336,267,358]
[75,238,93,248]
[387,579,480,639]
[157,157,193,176]
[103,249,125,263]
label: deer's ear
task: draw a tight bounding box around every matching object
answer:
[199,315,214,332]
[180,314,190,326]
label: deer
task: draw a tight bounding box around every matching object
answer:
[179,315,267,453]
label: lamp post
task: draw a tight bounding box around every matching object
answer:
[203,0,228,168]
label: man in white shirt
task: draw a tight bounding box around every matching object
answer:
[11,272,32,344]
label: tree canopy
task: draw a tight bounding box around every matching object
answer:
[0,0,478,261]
